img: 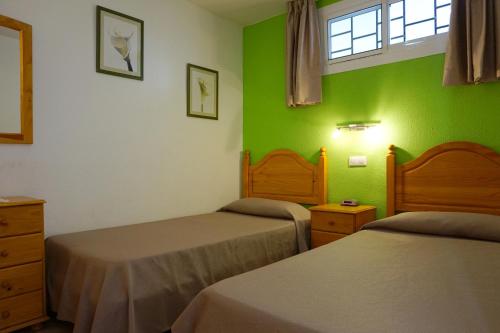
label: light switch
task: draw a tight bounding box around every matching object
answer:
[349,156,367,167]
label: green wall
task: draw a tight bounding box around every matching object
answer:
[243,11,500,218]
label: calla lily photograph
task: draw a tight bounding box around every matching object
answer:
[96,6,144,80]
[187,64,218,120]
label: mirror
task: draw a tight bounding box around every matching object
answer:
[0,15,32,144]
[0,27,20,134]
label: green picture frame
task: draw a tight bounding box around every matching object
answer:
[96,6,144,80]
[187,64,219,120]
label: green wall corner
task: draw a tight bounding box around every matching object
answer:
[243,14,500,218]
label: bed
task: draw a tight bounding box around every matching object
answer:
[172,141,500,333]
[45,148,328,333]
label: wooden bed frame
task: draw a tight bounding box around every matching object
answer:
[242,148,327,205]
[387,141,500,216]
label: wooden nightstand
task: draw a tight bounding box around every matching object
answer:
[309,203,376,248]
[0,197,48,333]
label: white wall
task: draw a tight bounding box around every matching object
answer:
[0,0,243,236]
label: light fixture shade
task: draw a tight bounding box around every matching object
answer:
[336,121,381,131]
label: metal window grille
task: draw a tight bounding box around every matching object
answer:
[389,0,451,45]
[328,5,383,60]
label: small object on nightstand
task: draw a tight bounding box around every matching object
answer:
[309,203,376,248]
[340,199,358,206]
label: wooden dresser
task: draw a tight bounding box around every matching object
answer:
[0,197,48,332]
[310,203,376,248]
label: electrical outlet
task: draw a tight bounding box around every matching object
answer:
[349,156,367,167]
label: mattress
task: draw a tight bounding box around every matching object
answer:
[173,212,500,333]
[46,209,305,333]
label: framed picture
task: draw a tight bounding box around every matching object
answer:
[96,6,144,80]
[187,64,218,120]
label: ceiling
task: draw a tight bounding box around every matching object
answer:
[189,0,289,26]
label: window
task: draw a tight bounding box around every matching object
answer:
[320,0,452,74]
[389,0,451,45]
[328,5,382,60]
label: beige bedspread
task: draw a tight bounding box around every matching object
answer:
[173,229,500,333]
[46,211,303,333]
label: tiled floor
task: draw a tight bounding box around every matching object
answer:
[15,319,172,332]
[16,320,73,333]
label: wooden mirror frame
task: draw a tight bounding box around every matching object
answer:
[0,15,33,144]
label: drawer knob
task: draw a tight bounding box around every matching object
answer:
[328,221,335,226]
[0,219,7,227]
[0,250,8,258]
[1,281,12,291]
[1,311,9,319]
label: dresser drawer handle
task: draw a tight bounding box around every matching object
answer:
[0,250,8,258]
[1,311,9,319]
[0,219,7,227]
[1,282,12,291]
[328,221,335,226]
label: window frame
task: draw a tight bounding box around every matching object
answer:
[388,0,451,45]
[320,0,450,75]
[327,4,383,62]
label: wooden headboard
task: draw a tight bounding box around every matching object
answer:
[387,142,500,216]
[242,148,327,205]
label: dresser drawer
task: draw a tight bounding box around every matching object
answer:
[311,230,346,248]
[0,234,43,269]
[311,211,354,234]
[0,205,43,238]
[0,262,43,300]
[0,290,43,330]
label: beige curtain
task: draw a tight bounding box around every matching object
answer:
[443,0,500,85]
[286,0,322,107]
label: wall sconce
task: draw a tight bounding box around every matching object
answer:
[331,121,381,139]
[337,121,381,131]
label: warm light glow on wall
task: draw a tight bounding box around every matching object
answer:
[363,124,385,144]
[331,128,342,139]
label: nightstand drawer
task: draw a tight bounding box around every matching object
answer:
[311,211,354,234]
[0,290,43,330]
[0,205,43,238]
[0,262,43,300]
[311,230,346,248]
[0,234,43,269]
